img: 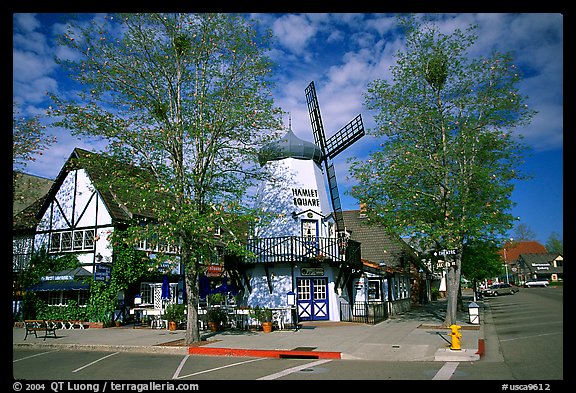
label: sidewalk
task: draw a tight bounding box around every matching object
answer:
[13,295,484,362]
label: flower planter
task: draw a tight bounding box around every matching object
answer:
[88,321,105,328]
[261,321,273,333]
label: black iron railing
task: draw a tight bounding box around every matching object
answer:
[244,236,361,267]
[339,301,388,324]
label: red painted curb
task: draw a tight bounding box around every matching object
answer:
[188,346,341,359]
[476,338,485,356]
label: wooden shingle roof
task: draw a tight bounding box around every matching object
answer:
[13,172,54,232]
[35,148,158,224]
[341,210,420,269]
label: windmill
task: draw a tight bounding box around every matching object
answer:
[305,81,365,239]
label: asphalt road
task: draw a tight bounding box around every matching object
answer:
[12,287,563,385]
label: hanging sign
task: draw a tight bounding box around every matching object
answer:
[206,264,224,277]
[94,264,112,283]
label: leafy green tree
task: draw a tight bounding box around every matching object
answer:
[461,240,503,294]
[47,13,282,343]
[349,15,535,326]
[545,231,563,255]
[13,103,57,169]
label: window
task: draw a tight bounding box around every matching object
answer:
[61,232,72,251]
[49,230,96,253]
[368,280,382,301]
[50,233,61,252]
[46,291,87,306]
[140,283,154,305]
[73,231,84,250]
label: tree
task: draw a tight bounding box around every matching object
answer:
[513,223,536,241]
[349,15,535,326]
[545,232,563,255]
[461,240,503,299]
[47,13,282,343]
[13,102,57,169]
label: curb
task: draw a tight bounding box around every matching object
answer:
[13,342,188,355]
[188,346,342,359]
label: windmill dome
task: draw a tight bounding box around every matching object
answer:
[259,129,323,166]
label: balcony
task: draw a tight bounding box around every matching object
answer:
[244,236,361,268]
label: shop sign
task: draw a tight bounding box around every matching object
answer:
[207,264,224,277]
[94,264,112,283]
[301,267,324,276]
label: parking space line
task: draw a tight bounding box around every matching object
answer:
[432,362,459,380]
[13,350,60,363]
[257,359,333,380]
[174,357,265,379]
[72,352,120,373]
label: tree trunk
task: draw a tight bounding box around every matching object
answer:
[183,261,201,344]
[443,254,461,327]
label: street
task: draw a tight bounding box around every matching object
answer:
[12,287,563,384]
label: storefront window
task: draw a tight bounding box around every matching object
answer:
[368,280,381,301]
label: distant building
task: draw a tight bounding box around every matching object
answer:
[498,240,564,284]
[517,254,563,283]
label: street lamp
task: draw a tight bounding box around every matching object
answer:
[503,238,513,284]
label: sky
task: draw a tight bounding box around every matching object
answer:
[12,13,563,246]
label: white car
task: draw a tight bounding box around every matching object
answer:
[524,279,549,287]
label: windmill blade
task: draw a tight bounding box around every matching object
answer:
[326,162,345,233]
[325,114,365,160]
[305,81,327,153]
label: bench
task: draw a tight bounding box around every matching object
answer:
[24,320,58,340]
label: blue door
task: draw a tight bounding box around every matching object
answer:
[296,277,329,321]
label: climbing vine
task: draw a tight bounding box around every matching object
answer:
[86,230,151,323]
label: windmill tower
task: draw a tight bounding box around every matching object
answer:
[246,82,365,322]
[305,81,365,238]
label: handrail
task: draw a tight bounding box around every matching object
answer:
[245,236,360,267]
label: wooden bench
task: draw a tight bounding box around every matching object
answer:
[24,320,58,340]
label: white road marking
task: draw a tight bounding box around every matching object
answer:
[432,361,459,380]
[72,352,119,373]
[174,357,265,379]
[13,350,60,362]
[257,359,333,380]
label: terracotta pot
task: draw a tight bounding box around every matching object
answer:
[262,321,273,333]
[168,321,178,331]
[208,321,219,332]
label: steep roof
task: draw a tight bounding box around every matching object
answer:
[500,241,548,263]
[36,148,157,224]
[517,253,563,275]
[13,172,54,232]
[341,210,420,270]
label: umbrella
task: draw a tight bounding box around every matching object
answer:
[199,274,210,300]
[161,275,171,300]
[210,277,238,296]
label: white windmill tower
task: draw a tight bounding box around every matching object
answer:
[246,82,365,321]
[256,81,365,240]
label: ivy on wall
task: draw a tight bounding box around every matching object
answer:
[86,230,151,323]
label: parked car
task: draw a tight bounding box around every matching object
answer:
[482,283,518,296]
[524,279,549,287]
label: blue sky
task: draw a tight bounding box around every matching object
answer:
[13,13,563,246]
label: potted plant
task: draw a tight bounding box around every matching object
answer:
[163,303,185,331]
[250,306,273,333]
[206,307,227,332]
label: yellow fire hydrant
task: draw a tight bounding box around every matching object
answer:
[448,324,462,350]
